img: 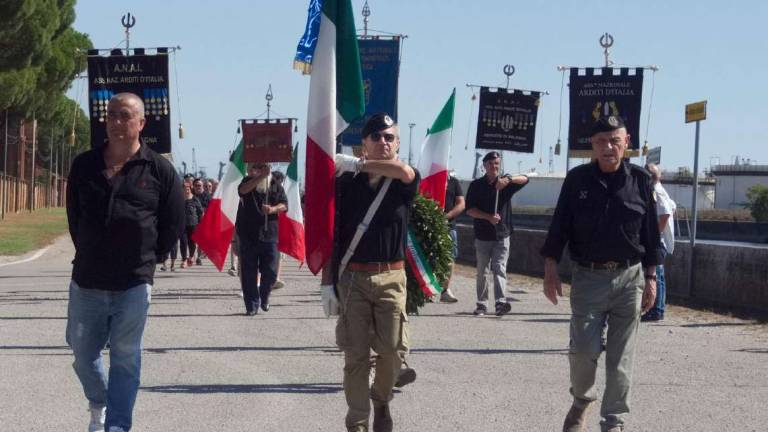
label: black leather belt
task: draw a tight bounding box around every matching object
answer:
[577,258,641,271]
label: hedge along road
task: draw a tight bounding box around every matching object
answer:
[1,235,766,431]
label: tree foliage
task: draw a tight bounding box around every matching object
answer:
[745,184,768,222]
[1,0,91,115]
[0,0,93,169]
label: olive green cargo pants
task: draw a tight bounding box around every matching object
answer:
[336,269,409,430]
[569,263,644,432]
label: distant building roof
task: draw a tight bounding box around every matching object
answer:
[710,165,768,176]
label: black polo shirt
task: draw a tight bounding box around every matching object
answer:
[444,176,464,229]
[465,175,528,241]
[235,177,288,243]
[335,170,420,264]
[540,161,661,267]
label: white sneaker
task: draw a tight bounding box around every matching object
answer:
[108,428,127,432]
[272,280,285,290]
[88,405,105,432]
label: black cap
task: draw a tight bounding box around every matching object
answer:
[361,113,395,138]
[590,115,627,136]
[482,151,501,162]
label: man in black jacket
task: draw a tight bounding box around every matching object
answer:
[235,162,287,315]
[66,93,184,432]
[541,116,660,432]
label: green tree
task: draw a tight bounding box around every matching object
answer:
[0,0,91,116]
[745,184,768,222]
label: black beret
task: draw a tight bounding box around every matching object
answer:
[482,151,501,162]
[590,115,627,136]
[361,113,395,138]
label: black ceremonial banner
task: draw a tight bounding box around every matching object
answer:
[568,67,643,157]
[339,37,400,146]
[476,87,540,153]
[87,50,171,153]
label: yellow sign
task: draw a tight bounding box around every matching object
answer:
[685,101,707,123]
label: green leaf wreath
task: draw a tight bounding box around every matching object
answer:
[405,194,455,314]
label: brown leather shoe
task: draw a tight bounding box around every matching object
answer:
[347,426,368,432]
[562,400,594,432]
[372,403,393,432]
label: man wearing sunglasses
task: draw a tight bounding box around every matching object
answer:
[325,113,420,432]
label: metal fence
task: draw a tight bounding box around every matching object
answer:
[0,174,67,220]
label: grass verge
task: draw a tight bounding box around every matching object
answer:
[0,208,68,256]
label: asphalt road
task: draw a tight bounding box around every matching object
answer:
[1,235,766,431]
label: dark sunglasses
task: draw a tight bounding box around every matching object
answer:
[369,131,396,143]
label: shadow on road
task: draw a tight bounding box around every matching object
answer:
[141,382,342,394]
[411,347,567,355]
[145,345,339,354]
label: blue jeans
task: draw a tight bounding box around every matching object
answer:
[66,281,151,431]
[239,236,277,312]
[648,248,667,318]
[449,228,459,259]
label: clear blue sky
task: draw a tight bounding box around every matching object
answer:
[70,0,768,182]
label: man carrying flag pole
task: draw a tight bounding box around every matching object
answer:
[298,2,419,432]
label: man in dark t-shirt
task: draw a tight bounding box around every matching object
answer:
[440,173,465,302]
[235,162,287,315]
[323,113,419,432]
[465,151,529,316]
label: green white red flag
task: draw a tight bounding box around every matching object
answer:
[294,0,365,274]
[278,145,305,264]
[192,141,246,271]
[416,90,456,208]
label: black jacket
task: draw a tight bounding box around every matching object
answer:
[66,144,185,291]
[540,161,661,268]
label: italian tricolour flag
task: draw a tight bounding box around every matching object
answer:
[191,141,246,271]
[416,90,456,209]
[406,90,456,297]
[277,145,305,264]
[294,0,364,275]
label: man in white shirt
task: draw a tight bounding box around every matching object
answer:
[643,163,676,321]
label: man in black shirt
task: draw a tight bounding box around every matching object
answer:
[540,116,660,432]
[465,151,529,316]
[440,173,465,302]
[235,162,287,315]
[66,93,184,432]
[323,113,419,432]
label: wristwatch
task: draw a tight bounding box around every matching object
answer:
[644,274,657,281]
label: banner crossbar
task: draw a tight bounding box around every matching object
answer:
[465,83,549,96]
[557,65,659,72]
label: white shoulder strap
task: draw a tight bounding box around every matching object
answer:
[337,177,393,278]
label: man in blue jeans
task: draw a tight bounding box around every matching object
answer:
[641,163,675,321]
[66,93,184,431]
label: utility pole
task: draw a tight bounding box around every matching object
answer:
[29,116,37,211]
[408,123,415,165]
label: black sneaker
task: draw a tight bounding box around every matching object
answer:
[473,304,487,316]
[394,366,416,388]
[245,310,257,316]
[261,303,270,312]
[195,258,202,266]
[495,302,511,316]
